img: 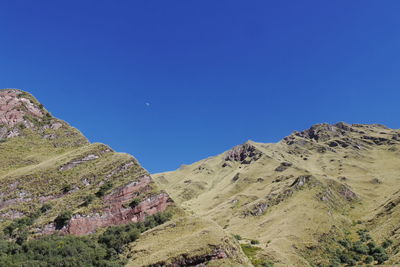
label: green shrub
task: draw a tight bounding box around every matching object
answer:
[364,255,373,264]
[338,239,351,249]
[251,239,260,245]
[0,211,173,266]
[96,181,113,197]
[82,195,95,206]
[54,211,72,229]
[233,234,242,240]
[129,198,141,208]
[373,252,388,264]
[40,203,52,213]
[62,184,72,193]
[382,239,393,249]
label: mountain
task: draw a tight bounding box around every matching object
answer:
[154,122,400,266]
[0,89,250,266]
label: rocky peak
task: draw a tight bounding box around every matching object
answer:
[292,122,353,142]
[0,89,87,145]
[0,89,46,128]
[283,122,399,150]
[224,141,263,164]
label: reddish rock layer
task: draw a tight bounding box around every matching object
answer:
[64,175,173,235]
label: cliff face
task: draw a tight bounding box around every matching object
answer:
[65,176,173,235]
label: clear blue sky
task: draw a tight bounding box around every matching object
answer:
[1,1,400,173]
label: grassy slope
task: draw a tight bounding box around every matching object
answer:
[125,214,252,267]
[154,124,400,266]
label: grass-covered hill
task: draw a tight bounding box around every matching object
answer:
[155,122,400,266]
[0,89,250,266]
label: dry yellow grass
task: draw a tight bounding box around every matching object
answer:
[155,123,400,266]
[125,215,252,267]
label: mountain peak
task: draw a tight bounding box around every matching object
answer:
[283,122,399,150]
[0,89,87,145]
[0,88,48,128]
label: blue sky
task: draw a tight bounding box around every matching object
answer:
[1,1,400,173]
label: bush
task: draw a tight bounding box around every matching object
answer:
[62,184,72,193]
[233,234,242,240]
[40,203,52,213]
[54,211,72,229]
[364,255,373,264]
[251,239,260,245]
[0,211,173,266]
[338,239,351,249]
[96,181,113,197]
[99,212,172,253]
[382,239,393,249]
[373,252,389,264]
[82,195,95,206]
[129,198,141,208]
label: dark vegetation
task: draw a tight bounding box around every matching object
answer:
[240,243,274,267]
[82,194,95,207]
[128,198,141,208]
[0,211,172,267]
[328,229,392,266]
[96,181,114,197]
[54,211,73,229]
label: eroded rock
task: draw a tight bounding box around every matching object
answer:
[63,175,173,235]
[224,142,262,164]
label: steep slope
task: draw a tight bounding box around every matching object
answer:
[0,89,250,266]
[0,89,171,236]
[154,122,400,266]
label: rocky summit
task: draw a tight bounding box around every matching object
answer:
[1,89,400,266]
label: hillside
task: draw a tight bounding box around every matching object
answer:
[155,122,400,266]
[0,89,250,266]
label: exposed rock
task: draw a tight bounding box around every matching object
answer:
[249,202,268,216]
[370,178,382,184]
[105,161,135,178]
[232,173,240,182]
[338,184,358,201]
[0,210,24,219]
[63,175,173,235]
[283,122,398,151]
[224,142,262,164]
[59,154,100,171]
[274,162,292,172]
[290,175,312,188]
[0,89,44,128]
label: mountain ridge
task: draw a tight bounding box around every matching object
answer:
[154,122,400,266]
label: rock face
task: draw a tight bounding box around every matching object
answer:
[65,176,173,235]
[0,89,44,128]
[224,142,262,164]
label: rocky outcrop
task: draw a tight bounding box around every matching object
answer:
[275,162,292,172]
[0,89,44,128]
[224,142,262,164]
[64,175,173,235]
[283,122,400,152]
